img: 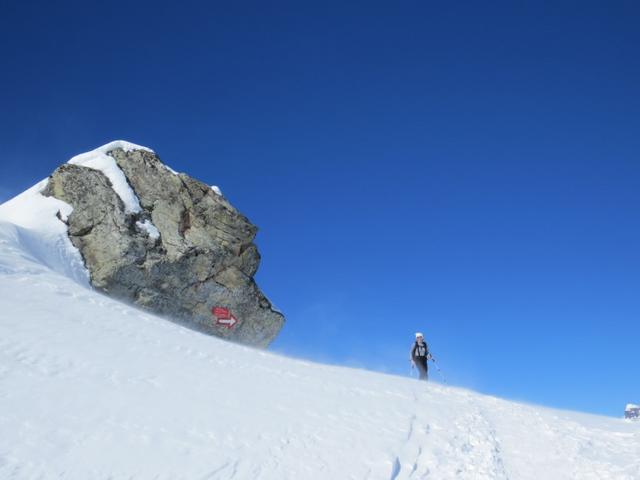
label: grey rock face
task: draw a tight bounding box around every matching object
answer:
[43,147,284,347]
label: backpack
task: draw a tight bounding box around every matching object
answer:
[413,341,428,358]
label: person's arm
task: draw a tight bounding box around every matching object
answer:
[426,343,434,361]
[409,343,416,363]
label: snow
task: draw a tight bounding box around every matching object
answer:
[164,164,180,175]
[211,185,222,196]
[68,139,180,183]
[136,220,160,240]
[0,181,89,285]
[1,188,640,479]
[626,404,639,410]
[68,141,149,214]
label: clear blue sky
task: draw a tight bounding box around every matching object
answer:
[1,1,638,417]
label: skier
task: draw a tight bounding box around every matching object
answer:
[410,332,433,380]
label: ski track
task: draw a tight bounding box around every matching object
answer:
[1,225,640,479]
[388,386,509,480]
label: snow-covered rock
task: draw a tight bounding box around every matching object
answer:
[21,141,283,346]
[625,404,640,420]
[67,141,150,214]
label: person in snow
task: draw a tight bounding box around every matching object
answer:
[410,332,433,380]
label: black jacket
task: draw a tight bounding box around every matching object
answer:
[410,341,430,362]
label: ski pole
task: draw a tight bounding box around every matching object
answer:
[431,357,447,384]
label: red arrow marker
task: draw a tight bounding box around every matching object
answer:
[211,306,239,329]
[216,316,237,328]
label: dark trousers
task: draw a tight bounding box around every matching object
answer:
[415,358,428,380]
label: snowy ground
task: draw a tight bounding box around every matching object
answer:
[1,206,640,478]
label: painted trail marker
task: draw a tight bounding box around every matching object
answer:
[211,306,238,329]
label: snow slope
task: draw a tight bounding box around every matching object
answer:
[1,181,639,479]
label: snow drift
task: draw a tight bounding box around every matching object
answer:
[0,159,639,479]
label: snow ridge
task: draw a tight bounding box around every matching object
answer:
[0,180,89,285]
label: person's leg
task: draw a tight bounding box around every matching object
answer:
[416,359,428,380]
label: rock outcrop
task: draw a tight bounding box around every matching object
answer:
[42,142,283,347]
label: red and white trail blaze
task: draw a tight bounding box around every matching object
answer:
[211,306,238,329]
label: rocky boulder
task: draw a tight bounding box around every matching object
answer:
[42,141,284,347]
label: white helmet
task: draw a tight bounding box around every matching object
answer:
[415,332,424,338]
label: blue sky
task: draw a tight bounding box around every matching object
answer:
[1,1,638,416]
